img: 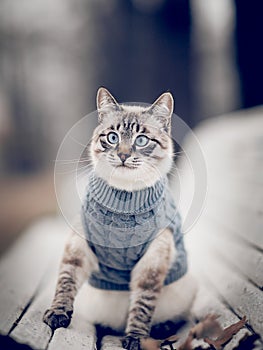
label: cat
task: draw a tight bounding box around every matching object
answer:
[43,88,197,350]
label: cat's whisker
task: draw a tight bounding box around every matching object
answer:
[131,159,142,164]
[54,156,92,163]
[54,158,87,163]
[76,167,93,174]
[168,169,183,180]
[45,89,194,344]
[76,164,93,173]
[76,172,90,182]
[170,163,185,174]
[56,161,93,175]
[139,161,160,181]
[76,171,93,182]
[56,168,87,175]
[55,160,91,167]
[172,154,185,159]
[168,173,182,182]
[77,161,93,167]
[172,150,184,155]
[171,150,185,158]
[69,135,90,148]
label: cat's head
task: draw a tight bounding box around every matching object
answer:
[90,87,174,191]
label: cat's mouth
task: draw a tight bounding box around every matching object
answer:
[108,159,140,169]
[116,164,136,169]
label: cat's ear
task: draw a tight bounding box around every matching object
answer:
[149,92,174,131]
[96,87,120,123]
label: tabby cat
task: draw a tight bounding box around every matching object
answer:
[43,88,197,350]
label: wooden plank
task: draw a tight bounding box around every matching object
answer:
[203,129,263,211]
[204,197,263,250]
[194,112,263,196]
[10,278,55,350]
[187,217,263,336]
[100,282,256,350]
[48,283,97,350]
[100,312,194,349]
[194,250,263,335]
[209,161,263,184]
[0,217,67,335]
[205,154,263,187]
[182,109,263,344]
[6,217,97,350]
[203,267,263,339]
[207,180,263,212]
[199,217,263,289]
[10,227,67,349]
[195,109,263,157]
[101,335,123,350]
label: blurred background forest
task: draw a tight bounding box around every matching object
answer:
[0,0,262,252]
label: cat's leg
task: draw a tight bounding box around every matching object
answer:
[43,229,98,330]
[153,272,197,325]
[150,273,198,339]
[123,228,175,350]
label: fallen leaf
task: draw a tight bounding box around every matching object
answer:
[204,316,247,350]
[178,334,194,350]
[140,337,162,350]
[190,314,222,339]
[140,315,246,350]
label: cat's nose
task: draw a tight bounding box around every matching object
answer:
[117,152,131,163]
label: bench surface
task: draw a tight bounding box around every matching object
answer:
[0,107,263,349]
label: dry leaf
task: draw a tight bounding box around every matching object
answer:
[204,316,247,350]
[178,334,193,350]
[141,335,179,350]
[178,314,222,350]
[189,314,222,339]
[140,314,246,350]
[140,338,162,350]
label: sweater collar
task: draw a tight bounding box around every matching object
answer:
[88,173,166,214]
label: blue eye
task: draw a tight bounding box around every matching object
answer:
[135,135,149,147]
[107,132,119,144]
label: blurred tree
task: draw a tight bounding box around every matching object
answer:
[88,0,192,129]
[235,0,263,108]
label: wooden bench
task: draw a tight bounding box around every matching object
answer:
[0,107,262,349]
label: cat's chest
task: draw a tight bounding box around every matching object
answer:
[82,195,164,249]
[88,244,149,271]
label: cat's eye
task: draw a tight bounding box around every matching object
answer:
[107,132,119,144]
[135,135,149,147]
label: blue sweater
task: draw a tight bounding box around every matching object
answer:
[81,173,187,291]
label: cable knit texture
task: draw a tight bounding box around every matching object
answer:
[81,173,187,290]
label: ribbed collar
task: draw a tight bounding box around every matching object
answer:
[88,173,166,214]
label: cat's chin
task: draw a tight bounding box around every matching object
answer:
[103,175,160,191]
[93,152,173,191]
[94,164,169,191]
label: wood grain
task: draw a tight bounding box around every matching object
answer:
[0,218,67,336]
[48,284,97,350]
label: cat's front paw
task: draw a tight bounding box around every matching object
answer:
[122,336,141,350]
[43,307,73,330]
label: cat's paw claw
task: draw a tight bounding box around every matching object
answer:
[122,336,141,350]
[43,308,73,330]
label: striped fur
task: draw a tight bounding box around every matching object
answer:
[43,227,99,329]
[125,228,176,340]
[43,88,197,350]
[91,88,174,191]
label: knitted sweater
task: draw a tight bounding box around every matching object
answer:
[81,173,187,291]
